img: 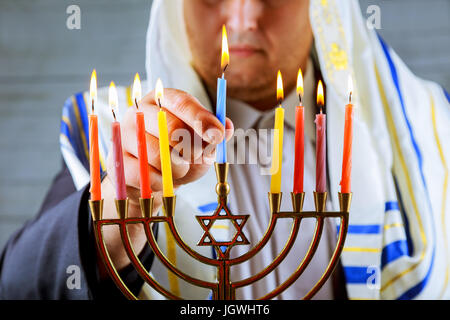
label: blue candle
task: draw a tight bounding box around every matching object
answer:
[216,75,227,163]
[216,25,229,164]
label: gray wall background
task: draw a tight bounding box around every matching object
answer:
[0,0,449,249]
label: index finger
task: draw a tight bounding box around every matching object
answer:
[142,88,225,144]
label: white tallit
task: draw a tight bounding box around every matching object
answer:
[60,0,450,300]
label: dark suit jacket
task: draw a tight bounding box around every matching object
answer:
[0,160,155,299]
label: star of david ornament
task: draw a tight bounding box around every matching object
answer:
[196,201,250,259]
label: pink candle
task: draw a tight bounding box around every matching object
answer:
[293,105,305,194]
[112,121,127,200]
[293,68,305,194]
[315,81,327,193]
[315,113,327,192]
[109,81,127,200]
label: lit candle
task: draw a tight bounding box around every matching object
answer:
[293,68,305,194]
[270,71,285,194]
[110,81,127,200]
[340,76,354,193]
[89,69,101,201]
[155,79,174,197]
[216,25,229,164]
[315,80,327,193]
[133,73,152,199]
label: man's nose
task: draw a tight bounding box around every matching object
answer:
[226,0,263,33]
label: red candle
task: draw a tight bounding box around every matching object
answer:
[136,112,152,198]
[110,82,127,200]
[133,73,152,199]
[315,81,327,193]
[89,69,101,201]
[89,114,101,201]
[340,77,354,193]
[293,68,305,194]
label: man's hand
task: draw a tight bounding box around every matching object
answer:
[99,89,234,272]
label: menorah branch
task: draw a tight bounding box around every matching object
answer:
[233,217,301,289]
[303,214,349,300]
[259,217,325,300]
[141,221,216,290]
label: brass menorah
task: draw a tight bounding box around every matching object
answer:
[88,162,351,300]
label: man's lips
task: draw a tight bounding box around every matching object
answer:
[229,45,260,57]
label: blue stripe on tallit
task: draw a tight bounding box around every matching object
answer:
[443,88,450,103]
[62,97,85,165]
[385,201,399,212]
[381,240,409,269]
[337,224,381,235]
[343,266,376,284]
[60,120,74,147]
[75,92,90,151]
[198,202,218,213]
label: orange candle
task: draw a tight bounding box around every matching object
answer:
[340,77,354,193]
[89,69,101,201]
[133,73,152,198]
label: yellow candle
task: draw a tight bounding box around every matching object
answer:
[155,79,174,197]
[270,71,285,194]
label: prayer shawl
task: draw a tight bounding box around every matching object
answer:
[59,0,450,300]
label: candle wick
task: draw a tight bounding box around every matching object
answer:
[349,91,353,104]
[157,98,162,109]
[112,109,117,121]
[298,94,303,106]
[278,99,283,108]
[135,98,139,110]
[91,99,95,114]
[222,64,228,76]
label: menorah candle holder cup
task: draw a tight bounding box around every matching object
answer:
[89,162,351,300]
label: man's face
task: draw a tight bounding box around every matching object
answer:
[184,0,313,109]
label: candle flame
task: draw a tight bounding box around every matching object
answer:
[132,73,142,104]
[109,81,118,111]
[297,68,304,98]
[277,70,284,102]
[90,69,97,111]
[155,78,164,107]
[221,25,229,71]
[317,80,324,107]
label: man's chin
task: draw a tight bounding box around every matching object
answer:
[227,61,272,87]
